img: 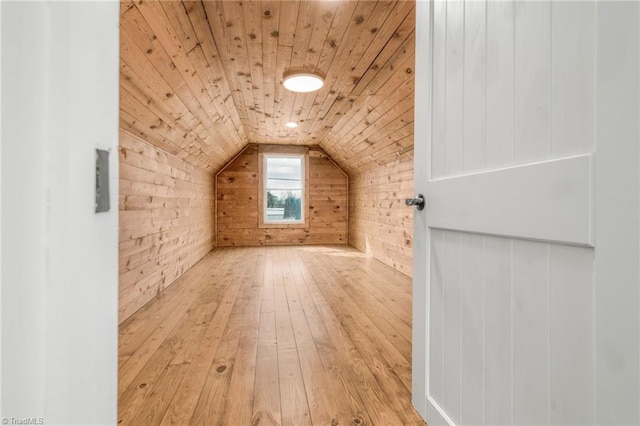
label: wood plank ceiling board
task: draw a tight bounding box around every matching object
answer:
[120,0,415,174]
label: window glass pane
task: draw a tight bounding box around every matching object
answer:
[266,157,301,189]
[266,189,302,221]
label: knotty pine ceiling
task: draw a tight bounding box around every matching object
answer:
[119,0,415,174]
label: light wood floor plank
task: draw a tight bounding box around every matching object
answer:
[271,248,312,426]
[190,249,261,425]
[252,310,281,426]
[288,248,412,425]
[119,245,425,426]
[289,248,372,424]
[223,254,264,426]
[119,248,239,394]
[303,249,414,391]
[160,250,248,425]
[280,248,362,425]
[119,302,208,424]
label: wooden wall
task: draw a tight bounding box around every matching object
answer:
[318,6,415,277]
[349,155,414,276]
[217,144,347,246]
[119,130,216,323]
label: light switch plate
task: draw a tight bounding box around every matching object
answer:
[95,149,110,213]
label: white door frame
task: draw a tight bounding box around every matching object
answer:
[1,2,120,423]
[412,0,431,420]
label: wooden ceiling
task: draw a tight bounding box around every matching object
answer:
[119,0,415,174]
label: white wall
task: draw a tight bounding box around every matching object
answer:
[0,1,3,417]
[1,2,119,425]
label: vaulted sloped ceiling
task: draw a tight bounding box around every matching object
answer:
[119,0,415,174]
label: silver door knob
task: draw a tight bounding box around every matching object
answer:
[405,194,425,211]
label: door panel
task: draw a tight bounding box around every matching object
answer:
[549,245,594,425]
[441,231,462,422]
[427,230,445,411]
[413,1,639,425]
[551,2,596,157]
[429,154,593,245]
[514,1,551,163]
[512,240,549,425]
[429,232,596,425]
[482,236,511,426]
[460,234,483,426]
[485,1,514,169]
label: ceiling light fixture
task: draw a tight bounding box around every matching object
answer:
[285,122,298,129]
[283,71,324,93]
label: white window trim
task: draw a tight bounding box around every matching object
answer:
[263,153,306,225]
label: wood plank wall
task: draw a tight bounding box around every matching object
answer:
[217,144,347,246]
[348,154,414,276]
[119,130,216,323]
[317,6,415,277]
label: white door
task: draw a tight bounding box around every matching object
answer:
[412,1,640,425]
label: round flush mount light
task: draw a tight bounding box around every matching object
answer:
[283,72,324,93]
[285,122,298,129]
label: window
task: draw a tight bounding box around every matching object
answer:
[263,154,305,225]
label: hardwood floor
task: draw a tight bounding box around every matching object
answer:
[118,245,425,425]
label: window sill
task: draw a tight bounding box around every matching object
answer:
[258,221,309,229]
